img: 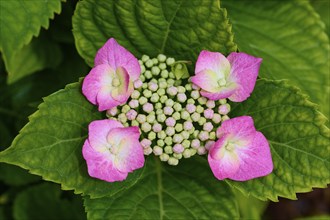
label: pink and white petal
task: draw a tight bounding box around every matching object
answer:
[228,131,273,181]
[111,67,131,102]
[88,119,123,151]
[82,140,128,182]
[96,89,122,111]
[200,85,236,100]
[82,64,114,105]
[195,50,231,76]
[227,52,262,102]
[94,38,141,81]
[191,70,222,93]
[107,127,144,173]
[216,116,256,145]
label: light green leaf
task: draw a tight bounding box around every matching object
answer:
[311,0,330,36]
[222,0,330,117]
[84,156,239,219]
[13,183,86,220]
[6,33,63,84]
[0,0,63,82]
[0,81,144,198]
[228,79,330,201]
[73,0,237,66]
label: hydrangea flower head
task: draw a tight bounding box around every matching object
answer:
[191,50,262,102]
[82,119,144,182]
[82,38,141,111]
[208,116,273,181]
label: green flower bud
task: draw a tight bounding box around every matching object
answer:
[157,54,167,62]
[182,139,190,148]
[123,122,129,127]
[159,63,167,70]
[136,114,146,123]
[181,131,190,140]
[196,105,204,113]
[185,84,192,91]
[187,98,195,104]
[166,57,175,65]
[168,157,179,166]
[155,102,163,110]
[172,112,181,120]
[152,58,158,65]
[167,78,175,86]
[131,90,140,99]
[140,65,146,74]
[151,66,160,75]
[145,58,154,67]
[131,120,139,126]
[164,146,173,154]
[150,93,160,103]
[164,137,173,146]
[173,134,183,143]
[138,97,148,105]
[165,99,174,107]
[219,99,227,104]
[169,71,175,79]
[160,153,169,162]
[198,97,207,105]
[198,117,206,126]
[143,89,152,98]
[141,55,150,62]
[222,115,230,121]
[193,130,200,138]
[174,80,182,86]
[145,70,153,79]
[159,81,167,89]
[144,147,153,155]
[148,131,156,140]
[157,139,165,147]
[118,113,127,123]
[157,113,166,123]
[177,86,186,93]
[173,153,182,160]
[173,103,182,112]
[181,110,190,120]
[147,114,156,123]
[165,127,175,136]
[141,122,151,132]
[212,113,221,123]
[175,123,183,132]
[160,95,168,103]
[209,131,216,140]
[153,146,163,156]
[139,75,146,82]
[191,112,201,122]
[160,70,169,78]
[191,90,200,99]
[157,88,166,96]
[156,109,163,115]
[157,130,166,139]
[183,149,192,158]
[121,105,130,113]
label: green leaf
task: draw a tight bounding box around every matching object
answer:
[73,0,237,66]
[228,79,330,201]
[222,0,330,117]
[13,183,86,220]
[311,0,330,36]
[0,164,40,186]
[0,0,63,82]
[0,81,144,198]
[84,156,239,219]
[6,33,63,84]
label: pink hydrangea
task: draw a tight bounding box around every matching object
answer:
[82,38,141,111]
[82,119,145,182]
[191,50,262,102]
[208,116,273,181]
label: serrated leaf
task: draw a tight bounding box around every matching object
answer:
[0,81,144,198]
[0,0,63,82]
[73,0,237,67]
[6,33,63,84]
[13,183,86,220]
[222,0,330,117]
[227,79,330,201]
[84,156,239,219]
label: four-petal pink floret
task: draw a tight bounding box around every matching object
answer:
[208,116,273,181]
[82,119,145,182]
[191,50,262,102]
[82,38,141,111]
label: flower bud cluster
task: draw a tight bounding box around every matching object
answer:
[107,54,231,166]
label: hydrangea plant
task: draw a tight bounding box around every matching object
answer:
[0,0,329,219]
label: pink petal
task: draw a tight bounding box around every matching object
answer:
[208,135,240,180]
[229,131,273,181]
[82,140,127,182]
[88,119,123,151]
[82,64,114,105]
[227,52,262,102]
[216,116,256,145]
[107,127,145,173]
[191,70,223,93]
[200,83,237,100]
[94,38,141,81]
[195,50,231,76]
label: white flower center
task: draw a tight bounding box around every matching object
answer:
[217,78,227,87]
[112,78,121,87]
[225,142,236,151]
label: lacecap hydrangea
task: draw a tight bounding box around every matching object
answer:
[81,38,273,182]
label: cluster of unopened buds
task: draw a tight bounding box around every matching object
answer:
[82,38,273,183]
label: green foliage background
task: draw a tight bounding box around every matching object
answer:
[0,0,329,219]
